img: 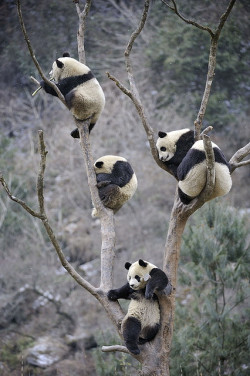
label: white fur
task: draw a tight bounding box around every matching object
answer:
[156,128,190,162]
[127,260,157,290]
[123,260,160,335]
[179,140,232,199]
[122,294,160,335]
[50,57,105,122]
[92,155,137,217]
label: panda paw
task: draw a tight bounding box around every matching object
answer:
[107,289,118,301]
[126,342,140,355]
[145,290,154,300]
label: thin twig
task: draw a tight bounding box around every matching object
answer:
[0,173,44,219]
[162,0,214,36]
[17,0,66,105]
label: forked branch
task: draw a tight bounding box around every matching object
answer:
[73,0,92,64]
[162,0,237,140]
[229,142,250,173]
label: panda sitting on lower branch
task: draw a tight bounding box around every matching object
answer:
[92,155,138,217]
[108,259,169,355]
[156,129,232,205]
[40,52,105,139]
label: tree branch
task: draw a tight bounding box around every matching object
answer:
[107,0,170,174]
[74,0,92,64]
[162,0,236,140]
[0,174,44,219]
[229,142,250,173]
[162,0,214,36]
[102,345,130,354]
[17,0,66,105]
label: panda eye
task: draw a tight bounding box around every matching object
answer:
[160,147,167,152]
[128,276,131,281]
[135,275,140,282]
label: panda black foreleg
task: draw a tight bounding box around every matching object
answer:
[145,268,169,299]
[40,80,59,97]
[123,317,141,355]
[107,283,133,301]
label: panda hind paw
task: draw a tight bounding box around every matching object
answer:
[71,128,80,138]
[126,342,140,355]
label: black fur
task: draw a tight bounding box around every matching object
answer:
[145,268,169,299]
[108,283,133,300]
[161,130,195,178]
[177,187,193,205]
[40,72,94,98]
[177,148,205,181]
[139,259,148,267]
[123,317,142,355]
[177,145,230,182]
[71,122,95,139]
[96,161,134,188]
[138,323,160,344]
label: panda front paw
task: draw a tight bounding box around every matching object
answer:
[107,289,118,301]
[145,290,154,300]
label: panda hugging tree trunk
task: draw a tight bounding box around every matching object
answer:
[1,1,250,376]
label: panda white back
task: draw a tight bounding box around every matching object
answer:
[177,140,232,203]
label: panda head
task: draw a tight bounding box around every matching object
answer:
[49,52,90,81]
[125,259,157,290]
[94,155,127,174]
[156,131,176,162]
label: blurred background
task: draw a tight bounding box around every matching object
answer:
[0,0,249,375]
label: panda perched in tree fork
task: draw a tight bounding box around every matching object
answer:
[40,52,105,138]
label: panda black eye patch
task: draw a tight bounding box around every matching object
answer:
[135,275,140,282]
[160,147,167,151]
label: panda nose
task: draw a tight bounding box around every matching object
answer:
[130,283,134,287]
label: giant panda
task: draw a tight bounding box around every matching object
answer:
[156,128,195,178]
[40,52,105,138]
[92,155,138,217]
[156,129,232,205]
[108,259,169,355]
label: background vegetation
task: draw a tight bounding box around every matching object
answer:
[0,0,249,375]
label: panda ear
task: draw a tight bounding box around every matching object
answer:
[125,262,131,270]
[63,52,70,57]
[139,259,148,267]
[158,131,167,138]
[95,161,104,169]
[56,59,64,69]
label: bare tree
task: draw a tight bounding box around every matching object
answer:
[1,0,250,375]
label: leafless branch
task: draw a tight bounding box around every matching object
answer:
[162,0,236,140]
[162,0,214,35]
[74,0,92,63]
[107,1,170,175]
[0,174,44,219]
[102,345,130,354]
[229,142,250,173]
[17,0,66,105]
[194,0,237,139]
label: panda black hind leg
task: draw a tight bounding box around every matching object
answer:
[138,323,160,344]
[122,317,141,355]
[70,122,96,139]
